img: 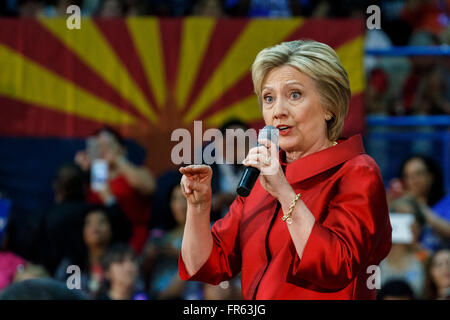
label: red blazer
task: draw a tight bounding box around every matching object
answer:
[179,135,392,299]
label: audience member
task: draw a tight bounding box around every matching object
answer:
[1,203,42,268]
[398,155,450,251]
[54,205,120,297]
[377,279,415,300]
[148,0,194,16]
[412,67,450,115]
[0,278,87,300]
[380,196,427,297]
[123,0,149,16]
[38,162,131,275]
[400,0,447,35]
[221,0,366,18]
[18,0,43,17]
[36,163,88,275]
[75,126,155,254]
[192,0,224,17]
[97,0,124,17]
[142,184,202,299]
[0,223,27,291]
[96,243,147,300]
[365,68,391,115]
[42,0,82,17]
[400,31,441,115]
[149,169,182,231]
[423,247,450,299]
[1,217,50,289]
[209,119,249,221]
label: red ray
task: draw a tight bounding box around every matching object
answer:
[0,18,147,122]
[181,18,250,113]
[197,73,254,120]
[94,19,160,113]
[283,18,364,48]
[159,18,182,92]
[0,95,103,138]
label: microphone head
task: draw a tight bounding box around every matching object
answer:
[236,125,279,198]
[258,125,279,146]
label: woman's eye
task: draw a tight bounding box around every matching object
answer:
[264,95,274,103]
[291,91,301,99]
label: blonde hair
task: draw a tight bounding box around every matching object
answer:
[251,40,351,141]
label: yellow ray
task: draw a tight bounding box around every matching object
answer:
[40,18,156,122]
[175,17,216,110]
[205,95,262,127]
[0,44,136,125]
[184,18,304,124]
[127,17,166,109]
[336,35,365,95]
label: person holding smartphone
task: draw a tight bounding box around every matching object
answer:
[75,127,156,254]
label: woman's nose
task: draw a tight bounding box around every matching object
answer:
[273,98,288,119]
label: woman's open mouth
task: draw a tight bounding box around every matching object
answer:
[277,125,293,136]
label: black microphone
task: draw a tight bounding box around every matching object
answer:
[236,125,279,197]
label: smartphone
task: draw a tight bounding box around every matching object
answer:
[91,159,108,192]
[389,212,415,244]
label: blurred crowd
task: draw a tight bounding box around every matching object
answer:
[365,27,450,116]
[0,120,449,300]
[0,0,402,18]
[0,122,247,300]
[0,0,446,25]
[364,1,449,116]
[380,155,450,299]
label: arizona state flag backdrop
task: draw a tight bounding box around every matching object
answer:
[0,17,365,215]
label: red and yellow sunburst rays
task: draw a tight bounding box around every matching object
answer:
[0,17,365,175]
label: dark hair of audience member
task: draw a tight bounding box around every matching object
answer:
[68,205,118,272]
[154,172,183,231]
[423,246,450,299]
[92,125,126,147]
[0,278,87,300]
[377,279,415,300]
[219,118,250,134]
[399,155,445,206]
[95,243,137,299]
[53,163,86,202]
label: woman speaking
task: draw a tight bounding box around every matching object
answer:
[178,40,392,299]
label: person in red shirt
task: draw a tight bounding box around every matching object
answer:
[178,40,392,300]
[75,127,155,254]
